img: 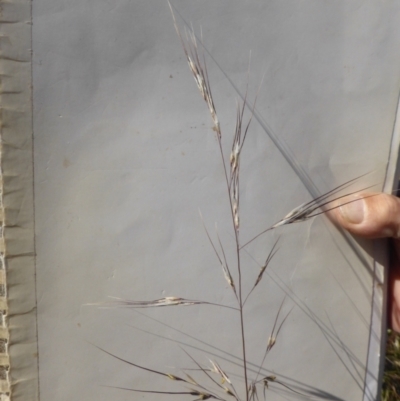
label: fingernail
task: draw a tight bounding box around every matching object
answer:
[340,198,365,224]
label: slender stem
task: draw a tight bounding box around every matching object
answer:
[216,136,249,401]
[236,234,249,401]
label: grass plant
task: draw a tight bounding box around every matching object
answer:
[96,8,389,401]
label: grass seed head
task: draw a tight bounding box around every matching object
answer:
[267,336,276,351]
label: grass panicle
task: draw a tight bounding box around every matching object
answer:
[94,7,390,401]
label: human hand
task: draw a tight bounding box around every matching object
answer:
[331,193,400,333]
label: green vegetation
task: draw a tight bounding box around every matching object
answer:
[382,330,400,401]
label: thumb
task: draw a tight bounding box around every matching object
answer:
[332,193,400,239]
[332,192,400,333]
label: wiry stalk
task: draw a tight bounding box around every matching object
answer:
[199,213,237,299]
[254,297,292,384]
[243,237,280,306]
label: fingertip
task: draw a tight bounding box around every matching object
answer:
[332,193,400,239]
[338,196,365,225]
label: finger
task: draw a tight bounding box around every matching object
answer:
[331,193,400,239]
[331,193,400,332]
[389,241,400,333]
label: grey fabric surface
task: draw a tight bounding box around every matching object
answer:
[28,1,400,400]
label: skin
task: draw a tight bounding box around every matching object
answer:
[331,192,400,333]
